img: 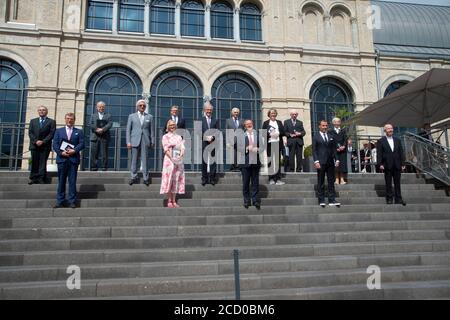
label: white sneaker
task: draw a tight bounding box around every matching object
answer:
[276,180,285,185]
[269,180,276,185]
[319,203,326,207]
[329,201,341,206]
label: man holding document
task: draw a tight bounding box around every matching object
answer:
[52,113,85,209]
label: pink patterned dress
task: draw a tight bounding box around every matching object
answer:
[160,133,185,195]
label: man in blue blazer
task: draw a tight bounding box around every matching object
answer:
[52,113,85,209]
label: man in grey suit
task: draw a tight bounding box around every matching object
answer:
[226,107,245,171]
[90,101,112,171]
[126,99,154,186]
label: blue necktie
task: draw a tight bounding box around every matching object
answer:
[40,118,45,128]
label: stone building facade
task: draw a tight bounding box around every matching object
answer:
[0,0,448,170]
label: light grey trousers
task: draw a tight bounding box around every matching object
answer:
[130,142,149,181]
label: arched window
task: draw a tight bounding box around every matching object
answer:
[211,72,262,131]
[84,66,143,170]
[240,3,262,41]
[211,1,233,39]
[151,0,176,35]
[151,69,204,171]
[181,0,205,37]
[0,58,28,169]
[87,0,114,30]
[119,0,145,33]
[384,80,417,135]
[384,80,408,97]
[309,77,354,137]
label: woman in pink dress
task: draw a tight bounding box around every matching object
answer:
[160,120,185,208]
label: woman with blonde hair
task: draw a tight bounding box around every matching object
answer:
[160,120,185,208]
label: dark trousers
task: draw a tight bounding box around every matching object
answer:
[242,165,260,205]
[57,161,79,205]
[384,168,402,201]
[317,162,336,203]
[30,148,50,181]
[202,145,217,183]
[288,143,303,172]
[90,138,109,170]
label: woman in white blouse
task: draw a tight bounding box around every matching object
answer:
[262,109,288,185]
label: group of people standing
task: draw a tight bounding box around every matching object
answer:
[27,100,407,209]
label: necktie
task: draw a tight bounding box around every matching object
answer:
[292,120,296,127]
[323,133,328,143]
[249,132,254,147]
[235,118,238,129]
[140,113,144,126]
[40,118,45,128]
[207,117,211,129]
[67,127,72,141]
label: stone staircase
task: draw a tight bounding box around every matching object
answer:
[0,171,450,300]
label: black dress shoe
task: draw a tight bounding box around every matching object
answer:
[69,203,77,209]
[201,181,207,186]
[210,180,216,186]
[395,199,406,206]
[144,180,150,186]
[244,203,250,209]
[28,180,34,185]
[386,199,393,204]
[53,203,64,209]
[129,179,136,186]
[254,203,261,210]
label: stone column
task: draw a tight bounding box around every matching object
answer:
[144,0,150,35]
[112,0,119,34]
[175,1,181,38]
[234,7,240,42]
[205,4,211,40]
[323,14,331,46]
[351,17,358,48]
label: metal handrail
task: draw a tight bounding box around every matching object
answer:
[402,132,450,186]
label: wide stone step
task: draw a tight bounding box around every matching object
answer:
[2,212,450,229]
[0,176,426,185]
[0,189,444,200]
[1,265,449,299]
[112,280,450,300]
[1,252,450,284]
[0,204,439,219]
[0,183,436,192]
[1,220,450,241]
[1,196,449,208]
[1,240,450,266]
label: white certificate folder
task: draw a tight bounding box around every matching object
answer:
[60,140,75,152]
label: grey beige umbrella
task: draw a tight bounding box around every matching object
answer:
[350,68,450,128]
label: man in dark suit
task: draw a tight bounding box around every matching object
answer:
[283,109,306,172]
[89,101,112,171]
[166,105,186,130]
[28,105,56,184]
[226,107,245,172]
[313,120,341,207]
[377,124,406,206]
[201,103,220,186]
[239,119,261,210]
[52,113,85,209]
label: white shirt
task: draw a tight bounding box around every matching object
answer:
[138,112,145,125]
[98,113,104,120]
[334,127,340,134]
[172,115,178,124]
[386,136,395,151]
[321,132,328,142]
[268,120,279,143]
[66,126,73,140]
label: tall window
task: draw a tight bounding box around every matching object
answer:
[150,69,204,171]
[240,3,262,41]
[310,77,354,137]
[151,0,176,35]
[181,0,205,37]
[211,72,262,131]
[84,66,143,170]
[119,0,145,33]
[384,80,417,135]
[0,58,28,169]
[87,0,114,31]
[211,1,233,39]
